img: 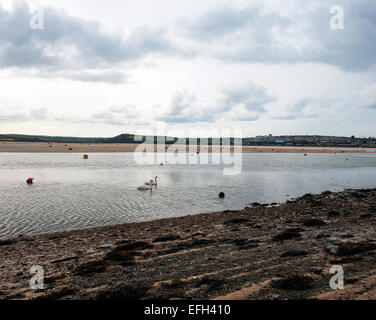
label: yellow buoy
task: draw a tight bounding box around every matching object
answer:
[83,154,88,159]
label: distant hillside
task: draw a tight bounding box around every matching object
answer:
[0,134,109,143]
[0,134,231,145]
[1,133,374,147]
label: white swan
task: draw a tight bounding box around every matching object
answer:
[137,183,152,191]
[145,176,158,186]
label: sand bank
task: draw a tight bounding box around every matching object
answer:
[0,141,375,153]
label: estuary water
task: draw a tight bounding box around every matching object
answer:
[1,152,376,238]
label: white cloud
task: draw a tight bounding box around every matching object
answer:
[361,83,376,109]
[0,0,376,137]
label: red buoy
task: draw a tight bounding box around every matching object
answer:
[26,178,34,184]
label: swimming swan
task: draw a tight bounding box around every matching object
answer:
[145,176,158,186]
[137,183,152,191]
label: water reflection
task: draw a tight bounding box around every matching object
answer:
[0,152,375,238]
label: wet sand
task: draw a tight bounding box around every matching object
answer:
[0,141,375,153]
[1,188,376,300]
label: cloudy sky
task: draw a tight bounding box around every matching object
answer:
[0,0,375,138]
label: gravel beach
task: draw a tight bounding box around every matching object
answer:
[1,188,376,300]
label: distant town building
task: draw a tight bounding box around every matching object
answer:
[242,135,376,148]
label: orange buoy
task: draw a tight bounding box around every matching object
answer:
[83,154,88,159]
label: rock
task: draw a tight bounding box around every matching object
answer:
[326,243,339,254]
[340,234,355,239]
[196,276,225,292]
[94,283,150,300]
[312,268,322,275]
[347,277,359,284]
[74,260,107,276]
[111,241,152,251]
[44,274,66,284]
[0,239,15,246]
[103,242,152,265]
[314,231,331,239]
[48,235,66,240]
[224,218,249,225]
[51,256,78,264]
[153,234,180,243]
[35,287,80,300]
[162,238,216,255]
[302,219,326,227]
[328,210,340,217]
[272,229,302,242]
[309,200,323,207]
[351,192,367,199]
[271,276,314,291]
[326,241,376,256]
[336,242,376,256]
[232,238,259,250]
[281,250,308,257]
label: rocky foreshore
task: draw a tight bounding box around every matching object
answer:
[1,188,376,300]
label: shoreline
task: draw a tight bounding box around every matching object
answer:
[1,187,376,300]
[0,141,376,153]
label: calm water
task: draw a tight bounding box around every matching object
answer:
[1,152,376,238]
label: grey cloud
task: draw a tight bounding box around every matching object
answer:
[361,83,376,109]
[0,2,178,82]
[0,104,148,126]
[30,107,48,120]
[157,84,275,123]
[270,114,297,120]
[0,107,49,122]
[180,0,376,72]
[47,71,129,84]
[91,104,142,126]
[270,99,320,120]
[0,108,28,123]
[157,91,215,123]
[178,6,280,42]
[217,85,277,113]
